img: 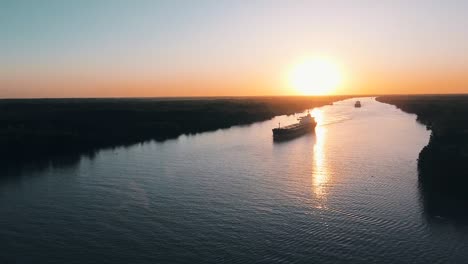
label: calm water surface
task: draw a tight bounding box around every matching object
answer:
[2,98,468,263]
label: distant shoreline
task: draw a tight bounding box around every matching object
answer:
[376,95,468,199]
[2,93,467,101]
[0,96,350,164]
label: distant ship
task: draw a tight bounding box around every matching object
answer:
[355,101,362,108]
[272,111,316,140]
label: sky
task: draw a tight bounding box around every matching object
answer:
[1,0,468,98]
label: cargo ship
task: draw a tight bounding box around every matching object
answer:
[272,111,317,140]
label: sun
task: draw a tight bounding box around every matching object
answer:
[288,57,343,95]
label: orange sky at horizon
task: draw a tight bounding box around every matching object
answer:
[2,67,468,98]
[2,1,468,98]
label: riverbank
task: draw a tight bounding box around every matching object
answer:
[376,95,468,199]
[0,96,349,162]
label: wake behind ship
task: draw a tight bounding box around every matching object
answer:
[272,111,317,140]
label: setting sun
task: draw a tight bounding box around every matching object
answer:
[288,58,343,95]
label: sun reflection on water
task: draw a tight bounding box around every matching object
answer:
[311,108,329,208]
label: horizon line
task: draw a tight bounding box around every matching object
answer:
[1,92,468,100]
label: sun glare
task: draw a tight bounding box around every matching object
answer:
[288,57,343,95]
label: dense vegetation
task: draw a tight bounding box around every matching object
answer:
[0,96,349,162]
[377,95,468,202]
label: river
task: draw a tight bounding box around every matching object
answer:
[1,97,468,263]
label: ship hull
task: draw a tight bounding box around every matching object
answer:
[272,123,316,140]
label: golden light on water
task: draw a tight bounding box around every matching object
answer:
[288,57,343,96]
[311,108,329,207]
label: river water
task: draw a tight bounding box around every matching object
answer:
[1,97,468,263]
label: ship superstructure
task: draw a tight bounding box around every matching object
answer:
[272,111,316,139]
